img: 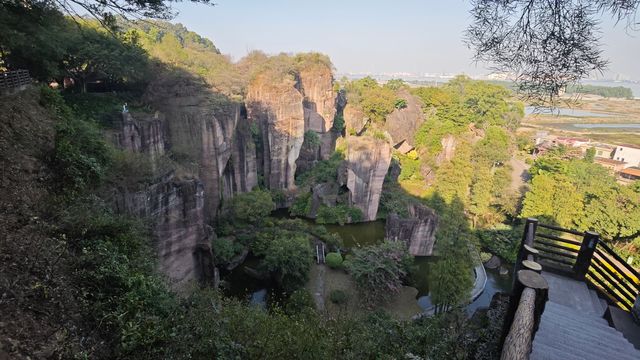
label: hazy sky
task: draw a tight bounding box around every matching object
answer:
[172,0,640,80]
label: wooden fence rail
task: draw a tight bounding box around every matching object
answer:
[0,70,31,93]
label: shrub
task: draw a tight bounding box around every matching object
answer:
[329,289,348,304]
[231,189,275,224]
[332,114,345,133]
[316,205,363,225]
[290,192,312,217]
[346,241,413,305]
[285,289,316,315]
[325,252,343,269]
[258,232,313,292]
[304,130,321,147]
[212,236,236,264]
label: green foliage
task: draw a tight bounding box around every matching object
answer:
[346,241,413,305]
[325,252,344,269]
[42,87,112,196]
[290,192,312,217]
[316,205,364,225]
[584,146,596,162]
[295,151,344,186]
[434,141,473,205]
[473,126,511,165]
[332,113,345,133]
[477,224,522,263]
[231,189,275,224]
[428,197,475,309]
[284,289,315,315]
[343,77,397,123]
[212,236,237,264]
[565,84,633,99]
[256,232,313,292]
[329,289,349,304]
[522,155,640,242]
[397,152,423,181]
[304,130,321,147]
[394,98,408,109]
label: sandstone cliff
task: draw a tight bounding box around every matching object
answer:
[113,174,217,288]
[384,89,425,147]
[346,136,392,221]
[385,203,438,256]
[246,72,305,190]
[145,75,257,222]
[247,60,337,189]
[343,103,367,135]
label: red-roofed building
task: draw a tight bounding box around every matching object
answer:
[619,167,640,183]
[595,157,627,174]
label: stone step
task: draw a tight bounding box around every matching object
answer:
[531,342,598,360]
[534,330,640,360]
[537,318,636,352]
[587,288,606,316]
[543,272,603,316]
[544,302,610,327]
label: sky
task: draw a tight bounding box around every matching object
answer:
[171,0,640,80]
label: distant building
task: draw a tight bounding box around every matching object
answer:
[594,157,627,174]
[619,167,640,183]
[555,137,590,148]
[612,144,640,168]
[587,143,616,158]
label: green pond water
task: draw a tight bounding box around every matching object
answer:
[222,210,513,313]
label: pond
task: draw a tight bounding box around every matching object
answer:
[525,106,616,118]
[221,210,513,315]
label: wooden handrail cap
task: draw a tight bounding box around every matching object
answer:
[522,260,542,272]
[523,244,539,254]
[517,270,548,290]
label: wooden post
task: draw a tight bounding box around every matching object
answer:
[500,270,549,360]
[513,218,538,293]
[573,231,599,280]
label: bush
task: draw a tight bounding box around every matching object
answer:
[346,241,413,305]
[231,189,275,224]
[332,114,345,133]
[285,289,316,315]
[325,252,343,269]
[329,289,348,304]
[290,192,312,217]
[212,236,236,264]
[257,232,313,292]
[304,130,321,147]
[316,205,363,225]
[42,87,112,196]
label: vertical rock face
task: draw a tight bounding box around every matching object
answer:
[145,76,257,221]
[299,65,336,133]
[113,175,217,288]
[115,112,166,164]
[246,73,305,190]
[384,89,425,147]
[346,136,392,221]
[343,104,367,135]
[436,135,457,165]
[385,204,439,256]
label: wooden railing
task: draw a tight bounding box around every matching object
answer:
[501,220,548,360]
[0,70,31,93]
[524,218,640,312]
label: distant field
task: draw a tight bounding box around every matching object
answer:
[521,97,640,147]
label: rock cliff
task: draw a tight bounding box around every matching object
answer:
[385,203,439,256]
[113,174,217,288]
[145,75,257,222]
[115,112,166,164]
[343,104,367,135]
[346,136,392,221]
[247,61,337,189]
[246,72,305,190]
[384,89,425,147]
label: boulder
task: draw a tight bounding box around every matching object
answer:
[484,255,502,270]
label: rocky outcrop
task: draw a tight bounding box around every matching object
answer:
[145,75,257,222]
[309,182,338,218]
[299,65,336,133]
[436,134,457,165]
[115,112,166,164]
[385,203,438,256]
[384,89,425,147]
[246,73,304,190]
[113,174,217,289]
[346,136,392,221]
[343,104,367,135]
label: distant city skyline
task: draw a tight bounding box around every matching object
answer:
[171,0,640,81]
